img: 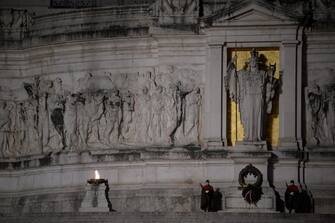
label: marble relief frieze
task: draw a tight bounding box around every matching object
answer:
[0,67,203,159]
[305,70,335,146]
[0,8,33,41]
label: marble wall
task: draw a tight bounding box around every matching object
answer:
[0,8,207,158]
[0,0,335,214]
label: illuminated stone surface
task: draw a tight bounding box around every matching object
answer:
[0,0,334,216]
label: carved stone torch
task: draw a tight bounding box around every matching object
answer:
[79,170,113,212]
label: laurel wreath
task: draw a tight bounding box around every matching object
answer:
[238,164,263,205]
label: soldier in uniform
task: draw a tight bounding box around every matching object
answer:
[285,180,299,213]
[200,180,214,212]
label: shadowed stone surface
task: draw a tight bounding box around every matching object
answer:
[1,212,335,223]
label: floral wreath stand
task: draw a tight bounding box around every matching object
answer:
[238,164,264,206]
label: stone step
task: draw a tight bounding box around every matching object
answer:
[1,212,334,223]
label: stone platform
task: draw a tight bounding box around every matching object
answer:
[1,212,334,223]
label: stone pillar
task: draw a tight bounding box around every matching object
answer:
[221,45,228,146]
[296,32,303,148]
[79,184,109,212]
[278,40,300,150]
[224,149,275,212]
[204,44,224,149]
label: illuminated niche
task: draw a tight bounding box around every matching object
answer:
[226,48,280,147]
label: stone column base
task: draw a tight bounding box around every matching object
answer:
[225,144,276,212]
[79,184,109,212]
[224,186,276,212]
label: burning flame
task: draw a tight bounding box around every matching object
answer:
[95,170,100,179]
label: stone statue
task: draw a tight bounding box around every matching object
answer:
[225,49,278,142]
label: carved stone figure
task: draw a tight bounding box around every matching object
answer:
[157,0,198,25]
[87,91,105,146]
[325,84,335,143]
[21,100,39,155]
[121,90,135,141]
[149,85,166,143]
[226,49,278,142]
[168,81,191,144]
[15,102,25,154]
[64,94,78,151]
[134,86,151,144]
[46,78,66,151]
[0,9,33,41]
[38,80,54,151]
[161,0,197,15]
[76,93,89,149]
[105,89,122,145]
[265,64,278,114]
[165,83,179,143]
[306,83,324,145]
[306,81,335,145]
[184,87,202,143]
[0,101,14,158]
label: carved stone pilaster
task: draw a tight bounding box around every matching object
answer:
[278,40,301,150]
[204,44,224,149]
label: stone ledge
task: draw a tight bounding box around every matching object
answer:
[0,212,334,223]
[0,146,231,171]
